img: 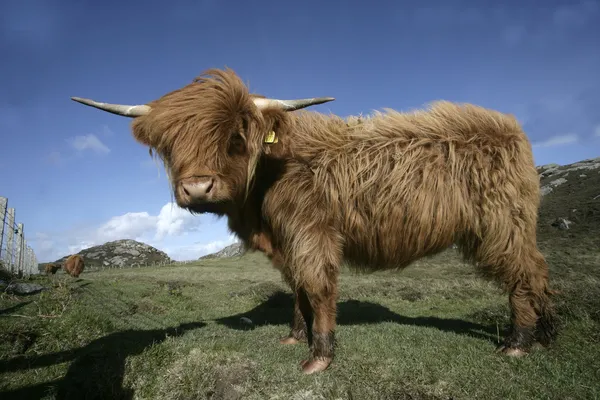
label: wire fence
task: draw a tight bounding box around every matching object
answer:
[0,196,38,278]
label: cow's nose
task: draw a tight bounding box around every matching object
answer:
[180,176,214,200]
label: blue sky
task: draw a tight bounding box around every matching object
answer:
[1,0,599,262]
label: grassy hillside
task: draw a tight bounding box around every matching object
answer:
[1,158,599,399]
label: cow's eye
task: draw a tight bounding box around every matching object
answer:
[228,132,245,155]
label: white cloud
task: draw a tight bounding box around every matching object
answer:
[96,212,158,242]
[29,202,235,263]
[155,203,203,240]
[594,125,600,137]
[532,133,579,148]
[66,134,110,155]
[92,202,204,244]
[68,241,96,255]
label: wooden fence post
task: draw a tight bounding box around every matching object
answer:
[13,223,23,276]
[3,208,15,271]
[0,197,6,262]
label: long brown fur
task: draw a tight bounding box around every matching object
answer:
[44,263,60,275]
[93,68,556,372]
[63,255,84,278]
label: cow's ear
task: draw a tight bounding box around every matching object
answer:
[251,108,293,159]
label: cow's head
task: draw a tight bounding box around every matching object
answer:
[71,68,334,214]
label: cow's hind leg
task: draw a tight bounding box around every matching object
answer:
[498,247,557,355]
[472,235,557,355]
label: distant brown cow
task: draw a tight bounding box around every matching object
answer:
[63,255,84,278]
[71,68,557,374]
[44,263,60,275]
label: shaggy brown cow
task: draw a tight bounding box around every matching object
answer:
[44,263,60,275]
[71,68,557,374]
[63,255,84,278]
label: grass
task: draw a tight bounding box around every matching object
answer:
[1,242,599,400]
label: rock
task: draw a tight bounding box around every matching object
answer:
[537,163,560,172]
[551,217,572,230]
[538,157,600,180]
[537,163,561,178]
[5,282,45,295]
[540,177,568,196]
[550,177,568,186]
[199,242,246,259]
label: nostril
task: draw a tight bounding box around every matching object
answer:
[205,179,214,194]
[180,176,216,200]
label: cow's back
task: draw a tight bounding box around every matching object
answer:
[64,255,85,277]
[307,102,537,271]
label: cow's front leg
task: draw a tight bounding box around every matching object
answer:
[297,282,338,374]
[279,288,308,344]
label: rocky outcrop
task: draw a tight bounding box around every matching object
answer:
[50,239,172,269]
[536,157,600,238]
[538,157,600,197]
[199,242,246,259]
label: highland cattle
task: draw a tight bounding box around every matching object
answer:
[63,254,84,278]
[71,68,557,374]
[44,263,60,275]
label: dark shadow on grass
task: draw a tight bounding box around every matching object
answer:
[0,321,205,400]
[74,281,92,289]
[216,291,498,343]
[0,301,32,315]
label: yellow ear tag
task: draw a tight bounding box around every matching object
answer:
[264,130,278,144]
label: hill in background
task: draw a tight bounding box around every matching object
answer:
[537,157,600,240]
[199,242,245,260]
[38,239,172,272]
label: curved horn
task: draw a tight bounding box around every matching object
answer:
[71,97,151,117]
[253,97,335,111]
